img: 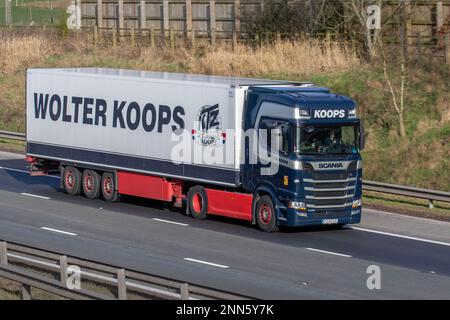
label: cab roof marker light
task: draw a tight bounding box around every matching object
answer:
[295,108,310,119]
[348,109,357,118]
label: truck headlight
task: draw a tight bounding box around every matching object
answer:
[289,201,307,211]
[352,199,362,209]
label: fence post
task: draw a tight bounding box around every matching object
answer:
[163,0,170,38]
[131,27,136,47]
[436,2,444,32]
[117,0,124,37]
[191,28,196,49]
[232,30,237,51]
[446,34,450,65]
[21,284,32,300]
[93,25,98,46]
[234,0,240,35]
[117,268,127,300]
[211,29,216,48]
[405,0,413,45]
[150,28,155,48]
[209,0,216,46]
[185,0,192,39]
[180,283,189,300]
[5,0,12,26]
[76,0,81,29]
[170,28,175,50]
[60,255,68,286]
[415,33,421,62]
[96,0,103,29]
[139,0,146,33]
[112,26,117,47]
[0,241,7,265]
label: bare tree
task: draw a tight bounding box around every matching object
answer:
[369,18,409,138]
[341,0,410,60]
[380,41,407,137]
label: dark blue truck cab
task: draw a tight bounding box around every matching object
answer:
[243,85,364,230]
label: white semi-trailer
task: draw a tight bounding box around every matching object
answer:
[26,68,365,232]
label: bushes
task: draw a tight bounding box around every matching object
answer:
[243,0,345,37]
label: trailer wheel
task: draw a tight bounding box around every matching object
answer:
[101,172,119,202]
[188,186,208,220]
[256,195,279,233]
[82,169,101,199]
[63,166,81,196]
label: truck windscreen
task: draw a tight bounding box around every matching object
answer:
[294,125,360,155]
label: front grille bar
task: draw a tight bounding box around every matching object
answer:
[307,203,353,209]
[305,194,355,200]
[304,186,355,191]
[303,178,357,184]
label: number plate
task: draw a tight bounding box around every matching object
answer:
[322,219,339,225]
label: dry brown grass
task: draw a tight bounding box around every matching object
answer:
[137,39,360,77]
[0,30,360,77]
[0,33,54,74]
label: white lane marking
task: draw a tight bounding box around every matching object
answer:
[21,193,51,200]
[40,227,78,236]
[152,218,189,227]
[306,248,352,258]
[184,258,230,269]
[351,226,450,247]
[363,208,450,225]
[0,166,59,179]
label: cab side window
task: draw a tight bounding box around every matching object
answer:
[259,119,291,154]
[259,119,278,151]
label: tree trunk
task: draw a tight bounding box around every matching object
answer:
[398,112,406,137]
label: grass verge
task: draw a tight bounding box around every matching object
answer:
[363,191,450,222]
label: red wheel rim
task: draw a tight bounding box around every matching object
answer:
[103,177,113,195]
[65,170,75,189]
[84,173,94,192]
[258,203,272,225]
[192,193,203,213]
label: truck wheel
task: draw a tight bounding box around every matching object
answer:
[63,166,81,196]
[188,186,208,220]
[256,195,279,232]
[101,172,119,202]
[82,169,101,199]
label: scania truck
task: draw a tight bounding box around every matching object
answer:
[26,68,364,232]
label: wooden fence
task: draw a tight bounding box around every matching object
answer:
[78,0,450,37]
[79,0,254,37]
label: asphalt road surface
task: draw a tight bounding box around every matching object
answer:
[0,151,449,299]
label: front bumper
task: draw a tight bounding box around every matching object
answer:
[278,207,362,227]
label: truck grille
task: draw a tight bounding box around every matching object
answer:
[303,161,357,209]
[313,210,348,219]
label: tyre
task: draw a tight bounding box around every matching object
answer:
[188,186,208,220]
[63,166,82,196]
[82,169,101,199]
[101,172,119,202]
[255,195,279,232]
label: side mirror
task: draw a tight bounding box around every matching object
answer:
[359,124,366,151]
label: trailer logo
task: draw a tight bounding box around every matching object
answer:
[192,104,226,146]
